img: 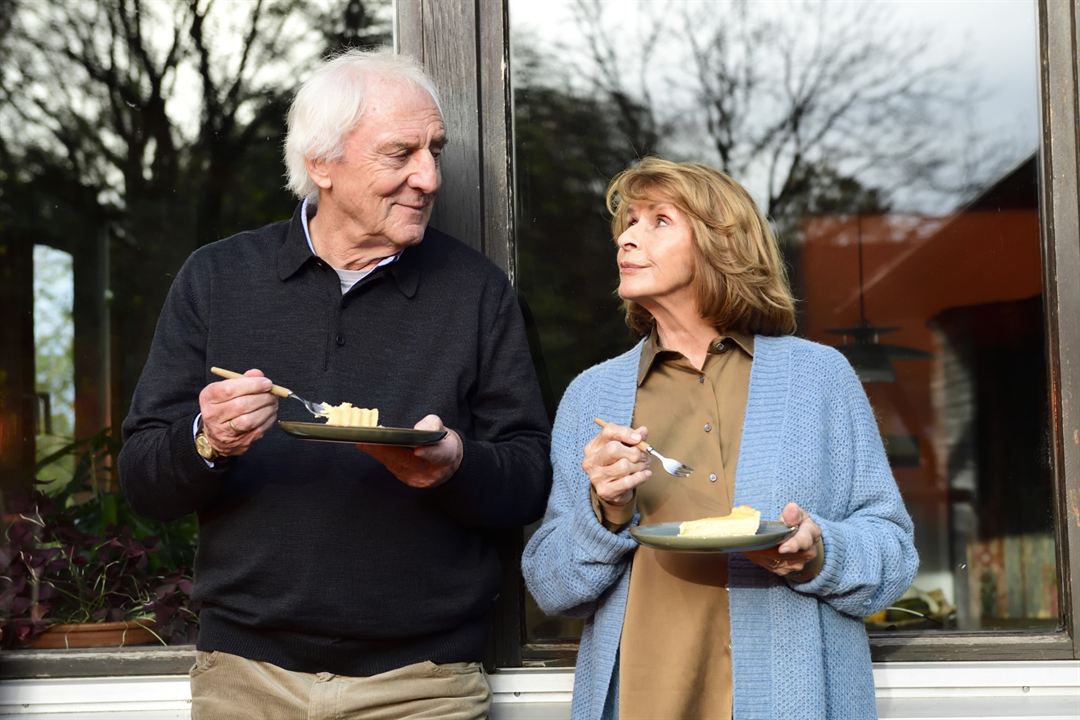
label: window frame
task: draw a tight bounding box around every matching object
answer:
[0,0,1076,683]
[394,0,1080,667]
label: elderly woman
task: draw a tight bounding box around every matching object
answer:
[522,157,918,720]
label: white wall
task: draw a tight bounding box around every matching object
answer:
[1,662,1077,719]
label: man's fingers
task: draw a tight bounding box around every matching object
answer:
[413,414,445,432]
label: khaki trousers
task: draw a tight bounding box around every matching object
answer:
[190,650,491,720]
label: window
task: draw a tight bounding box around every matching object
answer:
[509,0,1068,661]
[0,0,392,656]
[3,0,1078,687]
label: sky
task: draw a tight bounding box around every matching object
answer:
[508,0,1040,215]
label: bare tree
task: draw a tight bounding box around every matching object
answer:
[0,0,390,485]
[568,0,975,235]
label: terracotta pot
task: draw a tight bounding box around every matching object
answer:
[26,620,158,649]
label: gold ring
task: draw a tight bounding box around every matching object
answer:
[771,558,782,569]
[227,420,240,434]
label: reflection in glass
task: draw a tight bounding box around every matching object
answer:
[0,0,392,645]
[511,0,1050,646]
[33,245,75,489]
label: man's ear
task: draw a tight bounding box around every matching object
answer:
[306,156,333,190]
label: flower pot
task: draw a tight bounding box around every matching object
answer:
[26,620,158,649]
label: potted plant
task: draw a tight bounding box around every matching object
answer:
[0,430,199,649]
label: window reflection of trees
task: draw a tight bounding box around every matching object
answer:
[0,0,391,498]
[513,0,1050,640]
[514,0,1006,405]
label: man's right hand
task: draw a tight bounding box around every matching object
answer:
[198,369,278,458]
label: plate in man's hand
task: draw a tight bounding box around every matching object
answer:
[278,421,446,447]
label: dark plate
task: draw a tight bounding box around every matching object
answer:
[630,520,796,553]
[278,421,446,447]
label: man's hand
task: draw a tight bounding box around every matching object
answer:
[198,369,278,458]
[357,414,463,488]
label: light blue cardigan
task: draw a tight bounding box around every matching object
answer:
[522,335,918,720]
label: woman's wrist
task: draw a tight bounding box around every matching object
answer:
[589,485,636,531]
[788,536,826,583]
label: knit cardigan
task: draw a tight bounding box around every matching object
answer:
[522,335,918,720]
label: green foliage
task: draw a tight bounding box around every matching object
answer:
[0,428,199,646]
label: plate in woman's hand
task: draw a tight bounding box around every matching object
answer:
[630,520,796,553]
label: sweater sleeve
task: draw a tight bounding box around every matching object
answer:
[425,282,552,529]
[118,253,227,521]
[521,374,638,618]
[788,352,919,616]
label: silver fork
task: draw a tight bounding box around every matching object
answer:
[210,367,329,419]
[593,418,694,477]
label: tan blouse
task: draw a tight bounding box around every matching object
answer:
[594,328,753,720]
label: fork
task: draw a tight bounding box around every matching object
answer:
[593,418,694,477]
[210,367,329,419]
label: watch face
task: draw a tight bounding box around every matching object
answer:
[195,432,217,460]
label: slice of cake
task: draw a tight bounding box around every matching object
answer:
[323,402,380,428]
[678,505,761,538]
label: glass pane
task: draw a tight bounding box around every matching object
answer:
[511,0,1051,647]
[0,0,392,648]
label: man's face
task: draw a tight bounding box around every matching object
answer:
[317,78,446,250]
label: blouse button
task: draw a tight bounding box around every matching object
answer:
[698,375,705,384]
[708,473,718,483]
[704,423,712,433]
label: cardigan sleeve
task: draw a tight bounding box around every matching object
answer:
[787,351,919,616]
[522,372,639,618]
[118,252,228,521]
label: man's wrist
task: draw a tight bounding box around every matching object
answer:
[194,419,227,463]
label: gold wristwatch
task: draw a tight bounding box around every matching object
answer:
[195,424,224,462]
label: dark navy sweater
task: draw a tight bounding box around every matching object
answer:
[119,204,551,675]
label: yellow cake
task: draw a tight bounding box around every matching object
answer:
[678,505,761,538]
[323,402,379,428]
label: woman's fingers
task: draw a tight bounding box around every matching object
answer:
[595,421,647,447]
[745,544,817,575]
[777,502,821,555]
[743,502,824,575]
[584,424,652,504]
[594,468,652,505]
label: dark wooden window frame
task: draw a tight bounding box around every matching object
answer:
[1,0,1076,681]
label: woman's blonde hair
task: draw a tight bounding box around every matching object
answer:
[605,156,797,337]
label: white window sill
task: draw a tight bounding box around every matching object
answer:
[0,661,1076,719]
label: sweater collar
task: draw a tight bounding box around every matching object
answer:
[276,201,421,298]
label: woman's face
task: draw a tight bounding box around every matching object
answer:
[616,200,698,310]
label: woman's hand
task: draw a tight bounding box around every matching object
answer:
[744,502,823,578]
[583,423,652,506]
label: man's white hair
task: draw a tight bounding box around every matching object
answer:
[284,50,443,199]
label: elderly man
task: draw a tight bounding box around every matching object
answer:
[119,51,551,719]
